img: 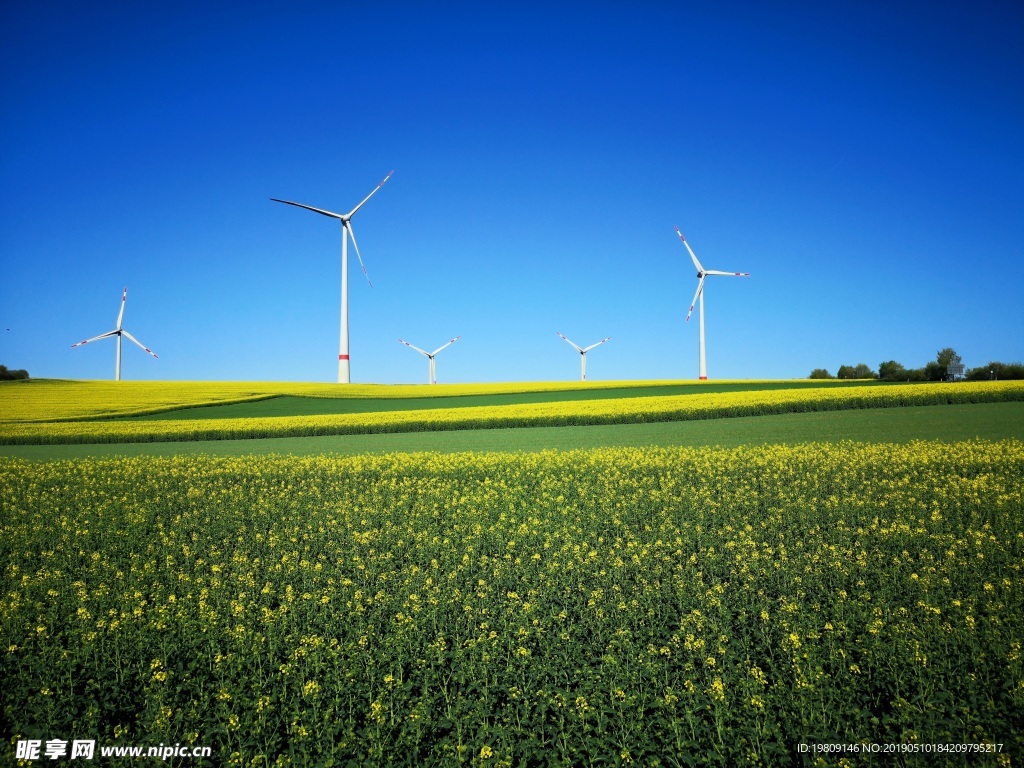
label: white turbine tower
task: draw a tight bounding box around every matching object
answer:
[399,336,460,384]
[71,287,158,381]
[675,227,749,381]
[557,332,610,381]
[272,171,392,383]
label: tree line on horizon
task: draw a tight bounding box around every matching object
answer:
[0,365,29,381]
[810,348,1024,381]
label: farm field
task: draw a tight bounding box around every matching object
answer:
[2,380,1021,445]
[0,401,1021,461]
[117,382,889,421]
[2,379,1023,766]
[2,442,1022,766]
[1,378,889,423]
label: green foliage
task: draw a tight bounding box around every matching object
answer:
[967,362,1024,381]
[836,363,876,379]
[877,361,908,381]
[935,348,966,381]
[924,361,945,382]
[808,368,833,379]
[2,442,1022,765]
[937,347,961,369]
[823,347,982,383]
[0,365,29,381]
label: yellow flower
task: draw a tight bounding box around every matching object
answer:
[708,678,726,702]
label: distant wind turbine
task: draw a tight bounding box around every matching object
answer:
[675,227,749,381]
[399,336,460,384]
[71,287,158,381]
[272,171,393,383]
[557,332,610,381]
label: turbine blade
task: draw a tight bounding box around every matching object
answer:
[685,276,706,323]
[704,269,750,277]
[399,339,430,357]
[556,331,583,353]
[346,170,393,218]
[121,330,159,358]
[431,336,461,356]
[116,287,127,329]
[675,227,705,273]
[71,330,118,348]
[345,224,373,287]
[582,336,611,353]
[270,198,345,219]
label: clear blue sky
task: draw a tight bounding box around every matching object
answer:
[2,1,1022,383]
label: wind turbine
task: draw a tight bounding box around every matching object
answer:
[71,287,158,381]
[556,332,610,381]
[272,171,393,383]
[675,227,749,381]
[398,336,460,384]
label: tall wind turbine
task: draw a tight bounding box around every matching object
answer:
[71,287,158,381]
[675,227,749,381]
[399,336,460,384]
[557,332,610,381]
[272,171,392,383]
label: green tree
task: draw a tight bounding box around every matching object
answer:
[966,361,1024,381]
[851,363,876,379]
[809,368,833,379]
[0,365,29,381]
[878,360,907,381]
[836,363,875,380]
[936,347,964,380]
[924,361,945,381]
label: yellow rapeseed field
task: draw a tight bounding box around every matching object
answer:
[1,441,1022,765]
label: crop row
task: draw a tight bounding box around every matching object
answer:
[2,441,1022,766]
[1,381,1022,445]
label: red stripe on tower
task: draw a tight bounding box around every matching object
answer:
[339,354,350,360]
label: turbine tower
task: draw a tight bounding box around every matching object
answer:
[557,332,610,381]
[272,171,392,383]
[675,227,749,381]
[71,287,158,381]
[399,336,460,384]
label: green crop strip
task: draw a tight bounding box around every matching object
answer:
[114,381,888,421]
